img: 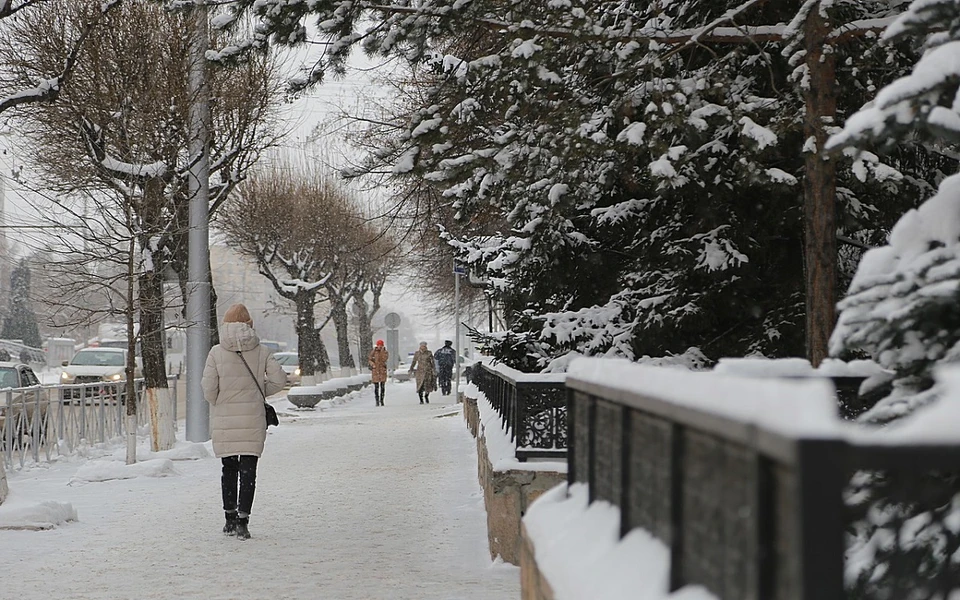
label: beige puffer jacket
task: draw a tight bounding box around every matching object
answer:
[202,322,285,458]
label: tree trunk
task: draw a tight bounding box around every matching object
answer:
[139,262,175,451]
[328,295,355,371]
[295,292,329,378]
[139,179,174,451]
[803,7,838,367]
[354,293,374,366]
[207,248,220,347]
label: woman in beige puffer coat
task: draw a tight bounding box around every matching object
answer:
[202,303,285,540]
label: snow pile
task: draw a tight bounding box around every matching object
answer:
[524,483,715,600]
[109,441,209,462]
[69,458,179,485]
[0,500,77,530]
[714,357,886,378]
[487,361,566,383]
[568,358,841,438]
[464,382,567,473]
[547,348,710,373]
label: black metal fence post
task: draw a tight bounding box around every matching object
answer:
[567,385,576,486]
[668,421,686,592]
[795,439,846,600]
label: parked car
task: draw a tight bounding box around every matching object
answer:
[60,347,139,401]
[0,362,47,447]
[392,361,412,382]
[273,352,300,387]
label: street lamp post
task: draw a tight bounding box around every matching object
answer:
[185,6,211,442]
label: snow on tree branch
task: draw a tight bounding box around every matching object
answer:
[0,0,120,114]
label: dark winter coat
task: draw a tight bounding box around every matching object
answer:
[368,347,389,383]
[409,348,437,393]
[434,346,456,373]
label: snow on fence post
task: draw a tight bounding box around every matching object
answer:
[0,456,7,504]
[548,359,960,600]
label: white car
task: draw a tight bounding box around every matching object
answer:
[60,348,138,401]
[392,361,412,382]
[273,352,300,387]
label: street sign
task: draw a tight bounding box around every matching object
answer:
[453,263,467,276]
[384,312,401,329]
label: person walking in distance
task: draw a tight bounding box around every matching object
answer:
[434,340,457,396]
[202,304,285,540]
[368,339,389,406]
[409,341,437,404]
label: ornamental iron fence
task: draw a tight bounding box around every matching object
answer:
[472,362,567,461]
[1,377,178,469]
[567,374,960,600]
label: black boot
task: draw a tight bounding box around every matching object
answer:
[419,392,424,404]
[235,516,251,540]
[223,511,239,536]
[425,394,430,404]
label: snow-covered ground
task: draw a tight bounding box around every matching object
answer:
[0,381,517,599]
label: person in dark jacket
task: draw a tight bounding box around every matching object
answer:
[434,340,457,396]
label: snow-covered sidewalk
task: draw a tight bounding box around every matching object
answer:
[0,381,518,599]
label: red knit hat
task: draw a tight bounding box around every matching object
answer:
[376,340,384,346]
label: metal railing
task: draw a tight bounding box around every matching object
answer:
[472,362,567,461]
[2,377,178,469]
[568,372,960,600]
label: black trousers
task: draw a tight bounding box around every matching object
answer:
[438,367,453,394]
[222,455,259,517]
[373,382,385,401]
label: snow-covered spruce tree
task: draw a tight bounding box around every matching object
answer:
[1,259,41,348]
[344,1,935,369]
[827,5,960,596]
[224,0,938,370]
[829,0,960,423]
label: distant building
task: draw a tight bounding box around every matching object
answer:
[209,244,296,347]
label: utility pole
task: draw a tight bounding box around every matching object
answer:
[185,4,211,442]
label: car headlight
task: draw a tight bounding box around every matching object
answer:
[61,372,75,381]
[294,368,301,376]
[105,373,122,381]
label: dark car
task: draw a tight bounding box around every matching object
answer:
[0,362,46,448]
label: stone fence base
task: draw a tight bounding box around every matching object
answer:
[463,396,479,437]
[463,393,565,565]
[521,523,555,600]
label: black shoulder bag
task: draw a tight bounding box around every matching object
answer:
[236,350,280,428]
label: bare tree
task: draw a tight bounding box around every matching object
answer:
[220,163,350,380]
[1,0,283,450]
[0,0,119,115]
[351,236,390,364]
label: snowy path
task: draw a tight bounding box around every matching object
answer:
[0,381,518,599]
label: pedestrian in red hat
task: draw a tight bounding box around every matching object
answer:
[368,339,389,406]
